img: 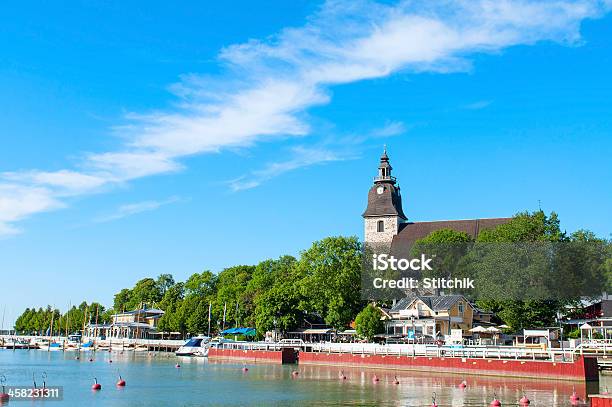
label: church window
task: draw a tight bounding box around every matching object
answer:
[377,220,384,232]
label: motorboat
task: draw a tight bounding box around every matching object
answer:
[176,336,211,356]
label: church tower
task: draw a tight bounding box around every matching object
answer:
[362,148,407,245]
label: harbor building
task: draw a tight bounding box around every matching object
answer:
[381,294,474,338]
[86,307,164,339]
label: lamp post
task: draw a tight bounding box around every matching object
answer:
[557,311,565,361]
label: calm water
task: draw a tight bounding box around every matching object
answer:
[0,349,608,406]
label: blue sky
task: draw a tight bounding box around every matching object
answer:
[1,0,611,327]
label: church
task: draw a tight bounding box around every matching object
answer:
[363,149,511,338]
[362,149,511,252]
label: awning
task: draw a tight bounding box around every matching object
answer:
[469,326,488,333]
[221,327,256,336]
[301,329,333,334]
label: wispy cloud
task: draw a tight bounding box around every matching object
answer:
[94,196,182,223]
[462,100,493,110]
[1,0,609,235]
[370,121,407,138]
[228,146,352,191]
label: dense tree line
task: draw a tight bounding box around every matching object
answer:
[14,302,110,335]
[13,211,610,338]
[410,210,611,330]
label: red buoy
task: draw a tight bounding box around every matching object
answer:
[175,363,181,368]
[519,395,530,405]
[116,375,126,387]
[570,390,580,402]
[242,367,249,372]
[490,397,501,406]
[372,374,379,383]
[291,371,299,377]
[458,380,467,389]
[393,376,399,385]
[0,392,9,402]
[91,378,101,391]
[89,358,93,362]
[431,392,438,407]
[338,370,346,380]
[109,360,113,363]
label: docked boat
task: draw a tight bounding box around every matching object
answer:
[38,341,63,351]
[1,338,33,349]
[176,336,211,356]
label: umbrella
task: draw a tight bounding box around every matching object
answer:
[469,326,488,333]
[498,324,510,329]
[486,326,501,332]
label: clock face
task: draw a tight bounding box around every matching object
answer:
[376,186,384,195]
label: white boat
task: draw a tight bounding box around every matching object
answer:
[176,336,211,356]
[38,341,64,351]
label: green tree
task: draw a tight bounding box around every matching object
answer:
[255,281,303,333]
[355,304,384,341]
[297,236,364,329]
[474,210,569,329]
[113,289,132,312]
[128,278,162,309]
[156,274,175,297]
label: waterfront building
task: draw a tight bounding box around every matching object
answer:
[85,307,164,339]
[382,294,474,338]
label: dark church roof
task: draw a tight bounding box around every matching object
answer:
[362,183,407,219]
[391,217,511,254]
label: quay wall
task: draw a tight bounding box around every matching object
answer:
[591,395,612,407]
[208,347,297,364]
[298,352,599,381]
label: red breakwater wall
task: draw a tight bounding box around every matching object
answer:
[298,352,598,381]
[208,347,297,364]
[591,395,612,407]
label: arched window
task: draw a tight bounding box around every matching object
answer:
[377,220,384,233]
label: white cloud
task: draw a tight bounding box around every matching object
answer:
[1,0,609,235]
[0,184,64,236]
[371,121,407,138]
[94,196,182,223]
[2,170,109,195]
[462,100,493,110]
[229,146,351,191]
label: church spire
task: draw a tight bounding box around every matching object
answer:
[375,146,396,184]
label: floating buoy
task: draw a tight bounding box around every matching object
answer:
[393,376,399,385]
[175,363,181,368]
[242,367,249,372]
[338,371,347,380]
[490,395,502,406]
[372,374,379,383]
[109,360,113,364]
[519,394,530,405]
[458,380,467,389]
[91,378,101,391]
[0,375,8,402]
[89,358,93,362]
[75,356,80,360]
[431,392,438,407]
[116,375,126,387]
[570,390,580,402]
[291,371,299,377]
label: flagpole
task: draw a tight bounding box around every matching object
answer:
[207,302,212,337]
[222,302,227,332]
